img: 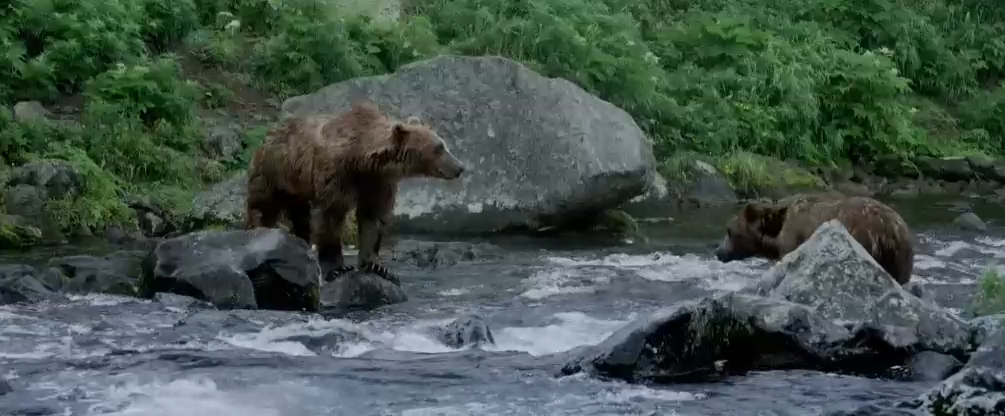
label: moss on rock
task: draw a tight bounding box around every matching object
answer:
[712,152,825,198]
[0,214,43,248]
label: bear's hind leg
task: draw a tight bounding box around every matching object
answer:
[316,205,353,281]
[356,187,399,284]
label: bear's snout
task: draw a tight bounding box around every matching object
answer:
[714,237,734,262]
[437,155,466,180]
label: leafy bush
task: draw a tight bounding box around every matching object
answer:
[5,0,1005,241]
[4,0,147,101]
[972,264,1005,317]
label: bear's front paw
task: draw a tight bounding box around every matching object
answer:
[360,262,400,285]
[324,265,356,282]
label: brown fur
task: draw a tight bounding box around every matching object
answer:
[715,194,915,285]
[244,101,466,281]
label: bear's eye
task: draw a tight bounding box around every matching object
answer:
[434,143,445,155]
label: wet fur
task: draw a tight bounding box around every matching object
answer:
[244,101,464,282]
[718,194,915,285]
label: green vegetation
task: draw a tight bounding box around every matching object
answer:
[972,264,1005,317]
[2,0,1005,239]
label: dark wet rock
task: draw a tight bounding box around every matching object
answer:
[0,214,42,248]
[910,327,1005,414]
[320,271,406,311]
[917,156,974,182]
[903,281,936,304]
[154,292,215,310]
[45,251,146,296]
[563,220,972,383]
[281,55,656,234]
[429,314,496,348]
[101,224,151,248]
[12,101,48,121]
[183,172,246,231]
[953,211,987,232]
[390,239,502,268]
[0,378,11,395]
[128,200,179,238]
[665,160,738,207]
[141,228,322,312]
[0,264,62,305]
[284,330,370,356]
[906,351,964,382]
[560,293,858,383]
[965,154,1005,183]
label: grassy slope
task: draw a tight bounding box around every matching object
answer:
[1,0,1005,240]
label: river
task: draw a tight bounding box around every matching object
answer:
[1,195,1002,415]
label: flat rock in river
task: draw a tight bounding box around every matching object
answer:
[141,228,322,312]
[279,55,657,234]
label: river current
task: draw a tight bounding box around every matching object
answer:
[1,197,1002,415]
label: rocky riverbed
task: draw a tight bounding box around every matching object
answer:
[0,195,1003,415]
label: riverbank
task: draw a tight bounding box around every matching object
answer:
[3,0,1005,250]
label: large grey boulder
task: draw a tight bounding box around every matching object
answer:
[140,228,322,312]
[562,220,973,384]
[279,55,657,234]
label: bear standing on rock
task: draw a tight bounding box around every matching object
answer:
[244,101,466,282]
[715,194,915,285]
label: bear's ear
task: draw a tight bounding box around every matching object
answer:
[392,122,409,147]
[742,202,786,237]
[405,116,422,126]
[741,202,768,222]
[757,205,788,237]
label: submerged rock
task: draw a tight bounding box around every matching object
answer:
[429,314,496,349]
[0,264,62,305]
[44,250,146,296]
[562,220,972,383]
[141,228,322,312]
[320,271,407,311]
[391,239,502,268]
[952,211,987,232]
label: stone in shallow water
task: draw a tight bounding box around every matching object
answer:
[562,220,972,383]
[320,271,407,311]
[141,228,321,312]
[428,314,496,349]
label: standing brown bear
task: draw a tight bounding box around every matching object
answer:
[244,102,466,282]
[714,194,915,285]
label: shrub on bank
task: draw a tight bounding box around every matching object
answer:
[2,0,1005,239]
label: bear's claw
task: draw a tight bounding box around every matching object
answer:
[360,262,400,285]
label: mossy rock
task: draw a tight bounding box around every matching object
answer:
[711,152,825,198]
[0,214,43,248]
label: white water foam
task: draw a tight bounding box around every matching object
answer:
[519,267,615,300]
[85,377,311,416]
[543,251,767,292]
[487,311,632,357]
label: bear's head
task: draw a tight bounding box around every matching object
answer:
[714,201,787,263]
[387,116,466,180]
